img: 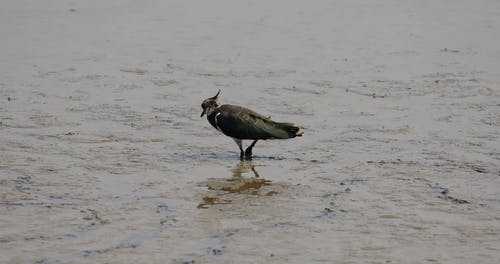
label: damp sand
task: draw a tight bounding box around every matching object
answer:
[1,0,500,263]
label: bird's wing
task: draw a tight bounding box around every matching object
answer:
[214,105,292,139]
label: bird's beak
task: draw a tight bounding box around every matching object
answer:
[200,109,206,117]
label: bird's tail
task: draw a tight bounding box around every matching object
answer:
[272,122,304,139]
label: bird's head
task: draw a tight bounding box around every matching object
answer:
[200,89,221,117]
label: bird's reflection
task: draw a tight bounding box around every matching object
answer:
[231,160,261,178]
[197,161,277,209]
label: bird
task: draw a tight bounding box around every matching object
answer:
[200,90,303,160]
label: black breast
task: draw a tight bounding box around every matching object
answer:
[207,112,218,129]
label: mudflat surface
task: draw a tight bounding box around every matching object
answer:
[1,0,500,263]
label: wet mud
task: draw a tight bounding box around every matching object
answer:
[1,0,500,263]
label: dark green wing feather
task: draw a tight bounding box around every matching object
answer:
[215,105,301,140]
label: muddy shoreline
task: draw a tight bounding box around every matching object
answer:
[1,0,500,263]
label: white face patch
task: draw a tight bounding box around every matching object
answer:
[206,107,215,116]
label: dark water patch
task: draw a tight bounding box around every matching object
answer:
[0,202,76,208]
[246,155,329,164]
[14,174,32,193]
[426,182,470,204]
[171,258,196,264]
[282,85,327,95]
[184,152,241,161]
[443,196,469,204]
[81,208,110,225]
[339,179,367,186]
[207,246,226,256]
[202,231,235,258]
[183,152,325,164]
[421,71,486,98]
[160,215,178,228]
[154,202,176,229]
[309,159,329,164]
[0,170,35,194]
[0,233,78,244]
[81,242,139,257]
[77,229,157,259]
[318,187,352,220]
[266,221,299,229]
[368,158,492,175]
[29,229,158,263]
[151,79,178,87]
[155,203,170,214]
[101,195,174,229]
[263,155,291,161]
[34,258,51,264]
[163,63,185,72]
[120,67,148,75]
[367,159,420,166]
[431,161,491,175]
[441,47,460,53]
[346,88,387,99]
[398,177,470,205]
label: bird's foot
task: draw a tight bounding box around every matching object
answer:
[244,149,253,160]
[243,140,257,160]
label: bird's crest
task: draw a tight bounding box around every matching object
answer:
[200,90,221,117]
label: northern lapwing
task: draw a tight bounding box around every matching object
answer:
[200,90,303,160]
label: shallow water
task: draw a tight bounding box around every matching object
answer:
[1,0,500,263]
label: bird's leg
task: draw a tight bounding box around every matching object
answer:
[232,138,244,160]
[244,140,258,160]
